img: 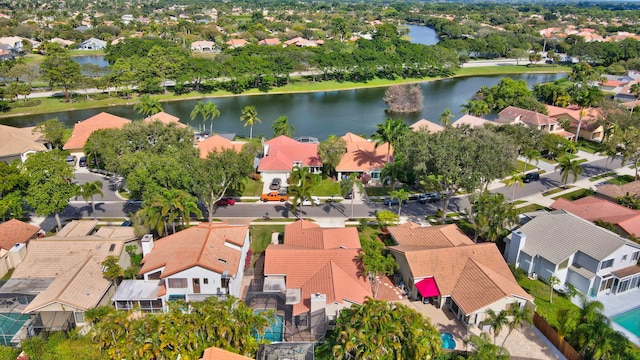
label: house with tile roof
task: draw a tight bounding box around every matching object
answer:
[197,135,245,158]
[452,114,494,128]
[0,125,48,164]
[6,220,131,333]
[190,40,216,52]
[63,112,131,155]
[258,135,322,193]
[409,119,445,133]
[200,346,252,360]
[335,133,390,182]
[0,220,41,278]
[504,210,640,297]
[113,222,249,311]
[546,105,604,142]
[226,38,248,48]
[388,222,533,329]
[262,220,371,338]
[496,106,575,140]
[551,196,640,238]
[78,37,106,50]
[144,111,187,128]
[259,38,281,46]
[596,180,640,202]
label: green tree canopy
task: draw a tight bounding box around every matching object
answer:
[32,118,68,150]
[40,43,83,102]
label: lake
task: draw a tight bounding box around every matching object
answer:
[1,73,565,140]
[405,24,439,45]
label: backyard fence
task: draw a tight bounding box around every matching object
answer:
[533,312,582,360]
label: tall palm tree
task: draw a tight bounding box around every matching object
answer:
[555,155,584,188]
[240,105,261,140]
[501,305,532,347]
[341,173,364,219]
[569,84,603,142]
[79,180,104,219]
[523,149,540,174]
[485,309,509,345]
[390,188,410,217]
[371,118,408,163]
[271,115,295,137]
[288,165,320,213]
[504,172,524,202]
[133,94,163,116]
[439,108,453,126]
[190,100,220,133]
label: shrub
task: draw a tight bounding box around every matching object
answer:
[9,99,41,108]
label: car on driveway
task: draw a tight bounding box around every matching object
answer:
[79,157,87,167]
[523,172,540,183]
[66,155,77,166]
[417,192,440,204]
[384,197,407,206]
[269,178,282,190]
[297,196,321,206]
[215,197,236,206]
[261,192,288,202]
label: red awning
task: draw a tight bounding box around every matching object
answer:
[415,277,440,297]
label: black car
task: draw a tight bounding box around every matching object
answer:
[417,192,440,204]
[523,172,540,183]
[344,191,353,199]
[78,156,87,167]
[384,197,407,206]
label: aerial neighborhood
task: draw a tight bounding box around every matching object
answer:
[2,0,640,359]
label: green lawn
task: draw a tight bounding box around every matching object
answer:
[240,179,263,197]
[517,275,579,327]
[516,203,548,214]
[365,185,412,197]
[576,139,604,154]
[313,178,342,196]
[516,160,538,172]
[552,188,593,201]
[542,186,572,197]
[609,175,636,185]
[589,172,616,182]
[249,224,285,254]
[456,65,570,76]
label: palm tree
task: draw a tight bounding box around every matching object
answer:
[569,84,603,142]
[548,275,560,303]
[501,305,532,347]
[630,82,640,115]
[390,188,410,217]
[340,173,364,219]
[485,309,509,345]
[288,165,320,213]
[190,100,220,133]
[504,172,524,202]
[271,115,295,137]
[466,333,509,360]
[523,149,540,174]
[371,118,408,163]
[439,108,453,126]
[240,105,261,140]
[460,99,490,117]
[79,180,104,219]
[555,155,584,188]
[133,94,163,116]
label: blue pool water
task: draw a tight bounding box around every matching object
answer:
[612,307,640,337]
[440,332,456,349]
[253,309,284,342]
[0,313,29,346]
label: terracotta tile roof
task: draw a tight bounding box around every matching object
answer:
[611,264,640,278]
[283,220,361,249]
[600,80,627,87]
[388,222,474,248]
[497,106,559,127]
[597,180,640,199]
[12,239,124,279]
[335,133,390,172]
[139,222,248,278]
[259,38,280,45]
[551,196,640,237]
[453,115,493,128]
[410,119,444,133]
[0,219,40,250]
[197,135,245,158]
[0,124,48,159]
[144,112,187,128]
[258,135,321,171]
[23,257,111,313]
[390,242,532,314]
[546,105,603,131]
[200,346,252,360]
[63,112,131,151]
[55,220,98,238]
[226,39,247,46]
[264,246,371,315]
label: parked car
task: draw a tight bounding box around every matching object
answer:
[66,155,77,166]
[344,191,353,199]
[126,199,143,206]
[78,156,87,167]
[297,196,321,206]
[269,178,282,190]
[523,172,540,183]
[121,220,133,227]
[417,192,440,204]
[215,197,236,206]
[384,197,407,206]
[261,192,288,202]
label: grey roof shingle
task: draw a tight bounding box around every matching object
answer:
[517,210,638,264]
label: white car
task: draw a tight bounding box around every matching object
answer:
[298,196,321,206]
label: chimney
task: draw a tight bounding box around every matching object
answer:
[505,230,526,265]
[141,234,154,257]
[263,143,270,156]
[310,293,326,314]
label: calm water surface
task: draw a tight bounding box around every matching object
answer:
[405,24,439,45]
[1,73,565,139]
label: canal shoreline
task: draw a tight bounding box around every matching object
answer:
[0,66,569,120]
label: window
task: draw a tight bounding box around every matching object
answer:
[633,251,640,261]
[203,278,209,284]
[601,259,614,270]
[623,255,628,261]
[109,244,116,252]
[558,258,569,270]
[167,278,188,288]
[74,312,85,324]
[148,271,161,280]
[221,277,230,289]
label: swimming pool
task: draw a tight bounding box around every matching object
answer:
[440,332,456,349]
[612,307,640,337]
[0,313,30,346]
[253,309,284,342]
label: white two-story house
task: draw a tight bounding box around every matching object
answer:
[504,210,640,297]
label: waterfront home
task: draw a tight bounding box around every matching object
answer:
[546,105,604,142]
[262,220,370,339]
[452,114,494,128]
[335,132,390,183]
[409,119,445,133]
[388,222,534,330]
[496,106,575,140]
[144,111,187,128]
[0,124,48,164]
[200,346,252,360]
[551,196,640,238]
[63,112,131,156]
[258,135,322,193]
[197,135,245,158]
[504,210,640,297]
[78,37,106,50]
[113,223,249,312]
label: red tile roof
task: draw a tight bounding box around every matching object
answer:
[546,105,603,131]
[497,106,558,127]
[283,220,361,249]
[0,219,39,250]
[388,222,474,248]
[63,112,131,151]
[139,222,248,278]
[258,136,321,172]
[197,135,245,158]
[144,112,187,128]
[597,180,640,199]
[551,196,640,237]
[200,347,252,360]
[335,133,390,173]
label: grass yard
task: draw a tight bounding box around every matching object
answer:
[313,178,342,196]
[513,200,528,205]
[456,65,570,76]
[589,172,616,182]
[608,175,636,185]
[516,274,579,327]
[516,203,548,214]
[538,157,558,165]
[240,179,262,197]
[250,224,285,254]
[542,186,573,197]
[516,160,538,172]
[576,139,604,154]
[365,185,412,197]
[552,188,593,201]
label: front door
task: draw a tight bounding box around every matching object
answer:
[192,278,200,294]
